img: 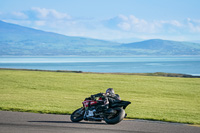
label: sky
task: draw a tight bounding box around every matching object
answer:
[0,0,200,42]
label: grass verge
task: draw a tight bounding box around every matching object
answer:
[0,69,200,124]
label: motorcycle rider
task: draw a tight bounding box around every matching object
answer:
[105,88,121,101]
[87,88,121,117]
[91,88,121,104]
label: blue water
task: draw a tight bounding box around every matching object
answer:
[0,56,200,75]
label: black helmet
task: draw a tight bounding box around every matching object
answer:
[106,88,115,95]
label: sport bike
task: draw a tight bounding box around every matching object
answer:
[70,94,131,124]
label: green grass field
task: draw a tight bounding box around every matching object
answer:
[0,69,200,124]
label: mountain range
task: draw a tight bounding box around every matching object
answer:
[1,20,200,56]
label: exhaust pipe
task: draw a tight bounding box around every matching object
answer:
[88,117,103,121]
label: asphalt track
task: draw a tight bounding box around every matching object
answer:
[0,111,199,133]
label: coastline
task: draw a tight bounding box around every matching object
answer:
[1,68,200,78]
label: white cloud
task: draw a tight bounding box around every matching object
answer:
[118,22,131,31]
[102,15,200,41]
[105,15,192,36]
[34,20,46,26]
[113,15,151,33]
[160,20,182,27]
[186,18,200,33]
[12,11,28,19]
[0,8,200,42]
[0,11,28,20]
[108,15,160,33]
[31,7,71,20]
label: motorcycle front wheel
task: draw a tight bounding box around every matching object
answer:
[104,107,125,124]
[70,108,84,122]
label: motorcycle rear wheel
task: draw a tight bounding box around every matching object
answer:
[104,107,125,124]
[70,108,84,122]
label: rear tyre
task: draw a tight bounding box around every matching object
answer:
[70,108,84,122]
[104,107,125,124]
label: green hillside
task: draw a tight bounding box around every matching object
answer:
[121,39,200,55]
[0,20,119,56]
[1,20,200,56]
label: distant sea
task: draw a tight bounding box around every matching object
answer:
[0,56,200,76]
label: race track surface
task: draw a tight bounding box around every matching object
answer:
[0,111,199,133]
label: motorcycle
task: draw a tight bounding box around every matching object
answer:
[70,94,131,124]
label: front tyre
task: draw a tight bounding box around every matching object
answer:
[70,108,84,122]
[104,107,125,124]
